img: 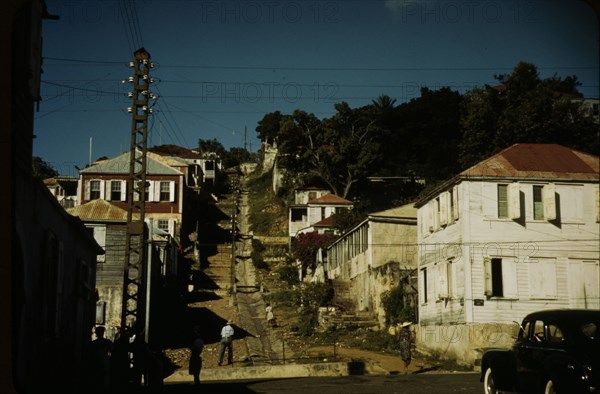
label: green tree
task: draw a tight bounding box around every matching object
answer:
[197,138,226,157]
[459,61,598,168]
[256,111,283,145]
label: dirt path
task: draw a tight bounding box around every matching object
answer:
[305,346,439,375]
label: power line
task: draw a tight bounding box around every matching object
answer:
[42,57,599,73]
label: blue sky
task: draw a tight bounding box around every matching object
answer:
[36,0,599,176]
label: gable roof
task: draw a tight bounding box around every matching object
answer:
[308,193,353,205]
[415,143,599,207]
[67,199,128,222]
[80,151,181,175]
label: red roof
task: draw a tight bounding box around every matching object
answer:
[460,143,598,180]
[308,193,353,205]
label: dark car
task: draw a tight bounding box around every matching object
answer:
[480,309,599,394]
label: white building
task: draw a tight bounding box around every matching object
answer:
[414,143,599,364]
[321,203,418,324]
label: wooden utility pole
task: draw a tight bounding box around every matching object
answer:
[121,47,152,336]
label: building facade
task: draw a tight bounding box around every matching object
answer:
[414,143,600,364]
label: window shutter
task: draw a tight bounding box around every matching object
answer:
[452,187,459,221]
[105,181,112,201]
[169,181,175,202]
[543,183,557,221]
[508,183,521,219]
[100,180,106,200]
[168,219,176,236]
[439,192,449,226]
[483,257,493,296]
[84,180,90,201]
[121,181,127,201]
[427,203,434,233]
[503,258,518,298]
[153,181,161,202]
[437,262,448,299]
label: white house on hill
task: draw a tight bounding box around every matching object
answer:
[414,143,599,364]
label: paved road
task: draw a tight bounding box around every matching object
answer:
[160,373,482,393]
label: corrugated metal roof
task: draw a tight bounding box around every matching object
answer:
[416,143,599,207]
[67,199,128,221]
[80,151,181,175]
[308,193,353,205]
[460,143,598,180]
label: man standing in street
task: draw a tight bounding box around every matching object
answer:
[218,320,234,366]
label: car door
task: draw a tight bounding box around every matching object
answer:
[515,318,545,392]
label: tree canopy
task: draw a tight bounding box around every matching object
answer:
[459,61,598,168]
[255,61,598,210]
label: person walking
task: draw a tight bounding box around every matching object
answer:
[218,320,234,366]
[265,303,275,327]
[397,321,414,373]
[188,326,204,385]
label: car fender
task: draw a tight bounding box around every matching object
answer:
[542,354,589,393]
[481,348,517,392]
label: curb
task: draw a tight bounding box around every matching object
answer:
[164,360,389,383]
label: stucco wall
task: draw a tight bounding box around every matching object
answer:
[413,322,517,367]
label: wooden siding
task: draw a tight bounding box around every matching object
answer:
[418,180,600,326]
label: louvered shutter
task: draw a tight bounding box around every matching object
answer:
[543,183,556,221]
[99,180,106,200]
[120,180,127,201]
[439,192,449,226]
[84,180,91,201]
[508,183,521,219]
[483,257,493,296]
[169,181,175,202]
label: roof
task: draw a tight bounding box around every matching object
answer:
[416,143,599,207]
[370,203,417,220]
[312,215,336,227]
[308,193,353,205]
[463,143,598,178]
[80,151,181,175]
[67,199,128,222]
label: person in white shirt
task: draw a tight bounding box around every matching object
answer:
[218,320,234,366]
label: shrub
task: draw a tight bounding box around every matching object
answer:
[380,285,415,327]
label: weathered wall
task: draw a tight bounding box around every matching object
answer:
[413,322,517,367]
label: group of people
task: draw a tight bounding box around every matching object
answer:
[86,325,164,392]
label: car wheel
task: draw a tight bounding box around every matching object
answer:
[483,367,498,394]
[543,379,555,394]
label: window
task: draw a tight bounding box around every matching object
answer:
[291,207,307,222]
[110,180,122,201]
[158,219,169,231]
[90,180,101,200]
[308,191,317,201]
[484,257,518,298]
[321,207,326,220]
[159,181,170,201]
[533,320,545,342]
[533,185,544,220]
[498,184,508,218]
[547,324,564,343]
[497,183,521,219]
